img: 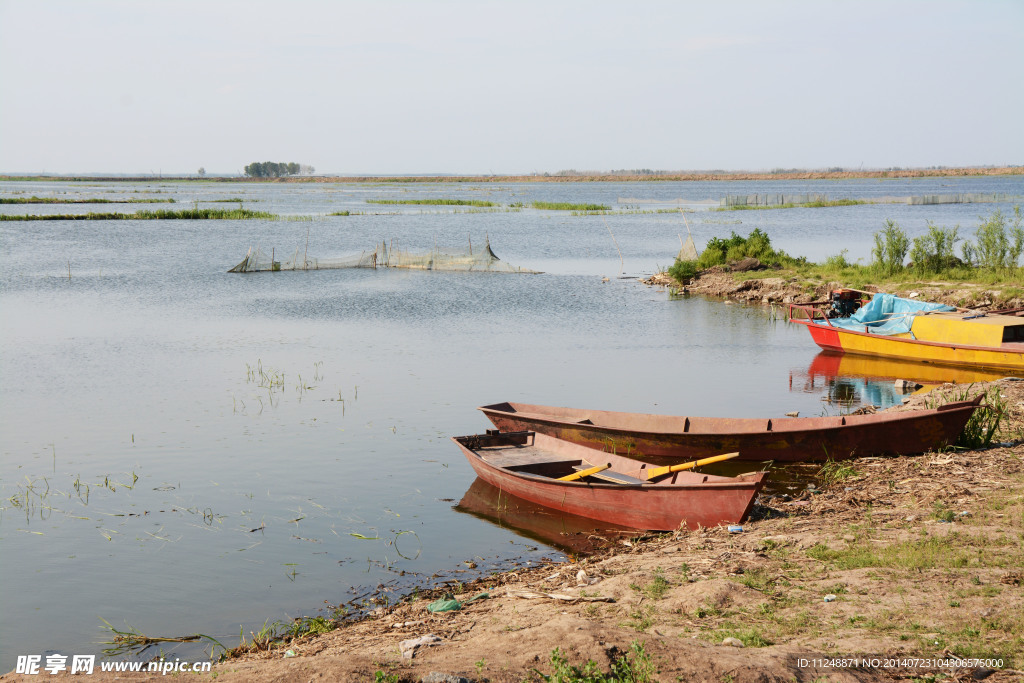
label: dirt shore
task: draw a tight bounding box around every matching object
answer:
[7,381,1022,683]
[643,269,1024,312]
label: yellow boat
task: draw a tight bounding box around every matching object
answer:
[790,293,1024,371]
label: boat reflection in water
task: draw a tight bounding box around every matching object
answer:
[797,352,1018,410]
[455,478,638,555]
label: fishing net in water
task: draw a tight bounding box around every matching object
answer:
[228,238,539,274]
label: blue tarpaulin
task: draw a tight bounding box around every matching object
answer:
[815,293,954,335]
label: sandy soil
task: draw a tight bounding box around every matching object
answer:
[7,381,1022,683]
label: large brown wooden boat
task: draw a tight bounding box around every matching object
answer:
[478,397,982,463]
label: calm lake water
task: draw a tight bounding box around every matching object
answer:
[1,176,1021,669]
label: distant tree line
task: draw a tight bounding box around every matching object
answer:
[243,162,314,178]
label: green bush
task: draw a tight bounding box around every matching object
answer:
[824,249,852,269]
[909,222,961,274]
[955,207,1023,271]
[965,207,1023,270]
[697,228,797,269]
[667,259,699,282]
[871,219,909,275]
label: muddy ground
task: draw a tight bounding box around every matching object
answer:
[8,380,1022,682]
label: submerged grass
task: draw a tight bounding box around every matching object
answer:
[0,196,176,204]
[713,199,867,211]
[99,618,226,659]
[366,198,497,207]
[0,208,277,221]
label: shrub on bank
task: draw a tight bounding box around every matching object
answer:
[666,207,1023,289]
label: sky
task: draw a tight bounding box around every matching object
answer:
[0,0,1021,175]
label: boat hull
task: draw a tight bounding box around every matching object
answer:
[793,318,1024,372]
[452,432,765,531]
[455,478,637,553]
[478,398,981,464]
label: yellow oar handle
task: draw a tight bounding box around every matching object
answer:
[646,452,739,480]
[558,463,610,482]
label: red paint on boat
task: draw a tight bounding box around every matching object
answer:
[452,431,766,531]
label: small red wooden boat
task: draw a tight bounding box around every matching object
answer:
[478,397,982,464]
[452,430,766,531]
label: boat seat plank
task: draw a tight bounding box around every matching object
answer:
[479,446,581,469]
[571,464,646,486]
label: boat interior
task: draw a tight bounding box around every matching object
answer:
[455,431,742,486]
[481,402,927,435]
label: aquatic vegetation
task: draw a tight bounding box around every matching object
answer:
[0,196,175,204]
[0,208,276,221]
[99,618,226,660]
[713,198,866,211]
[366,198,497,207]
[531,201,611,211]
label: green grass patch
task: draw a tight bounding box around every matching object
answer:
[806,535,991,570]
[735,567,774,592]
[531,201,611,211]
[366,198,497,207]
[707,626,774,647]
[630,571,671,601]
[0,208,276,221]
[532,641,655,682]
[817,460,859,488]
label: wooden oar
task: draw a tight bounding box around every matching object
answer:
[639,452,740,481]
[557,463,610,482]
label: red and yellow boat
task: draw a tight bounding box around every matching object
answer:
[789,293,1024,372]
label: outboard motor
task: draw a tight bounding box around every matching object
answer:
[830,289,862,318]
